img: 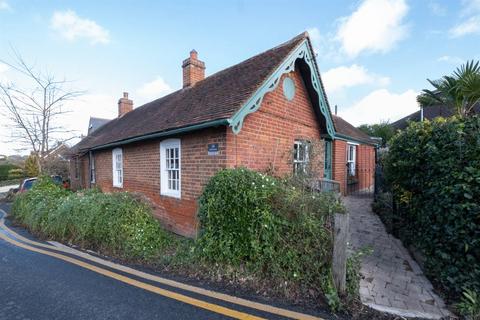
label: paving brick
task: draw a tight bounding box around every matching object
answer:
[345,197,451,319]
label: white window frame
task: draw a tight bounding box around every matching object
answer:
[112,148,123,188]
[347,143,357,177]
[89,152,96,184]
[293,140,310,175]
[160,139,181,198]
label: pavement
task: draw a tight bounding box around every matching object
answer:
[345,196,453,319]
[0,203,332,320]
[0,184,17,193]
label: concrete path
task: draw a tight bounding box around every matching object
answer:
[344,196,453,319]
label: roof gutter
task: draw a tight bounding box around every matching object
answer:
[86,119,229,152]
[334,133,379,146]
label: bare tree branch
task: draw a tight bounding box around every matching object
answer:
[0,48,84,172]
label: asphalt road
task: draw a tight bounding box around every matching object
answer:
[0,203,331,320]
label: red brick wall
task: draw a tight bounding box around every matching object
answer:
[69,156,89,190]
[332,139,347,195]
[332,139,375,195]
[226,70,325,177]
[72,127,227,237]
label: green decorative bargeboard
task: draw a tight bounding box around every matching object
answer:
[228,39,336,139]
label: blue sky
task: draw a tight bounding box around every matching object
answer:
[0,0,479,154]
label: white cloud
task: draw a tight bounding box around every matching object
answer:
[339,89,419,125]
[336,0,409,58]
[137,77,173,102]
[460,0,480,16]
[437,55,465,65]
[449,0,480,37]
[322,64,390,93]
[428,1,446,16]
[50,10,110,45]
[449,15,480,37]
[0,1,10,10]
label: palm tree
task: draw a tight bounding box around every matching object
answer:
[417,60,480,117]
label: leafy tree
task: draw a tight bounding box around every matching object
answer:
[417,60,480,117]
[24,154,40,177]
[358,121,395,146]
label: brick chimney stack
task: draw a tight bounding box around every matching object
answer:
[182,50,205,88]
[118,92,133,117]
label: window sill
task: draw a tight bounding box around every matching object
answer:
[160,192,181,200]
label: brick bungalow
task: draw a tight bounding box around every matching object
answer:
[69,32,377,237]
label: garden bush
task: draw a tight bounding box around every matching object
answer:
[12,178,173,260]
[197,168,344,304]
[0,163,19,181]
[384,116,480,301]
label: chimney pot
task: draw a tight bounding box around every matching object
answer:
[190,49,198,59]
[118,92,133,117]
[182,50,205,88]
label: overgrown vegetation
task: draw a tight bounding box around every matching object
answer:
[197,168,345,309]
[12,169,355,312]
[457,289,480,320]
[12,177,173,260]
[381,116,480,306]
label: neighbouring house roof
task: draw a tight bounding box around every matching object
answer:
[88,117,111,135]
[72,33,314,154]
[332,115,377,145]
[45,143,70,160]
[391,103,480,130]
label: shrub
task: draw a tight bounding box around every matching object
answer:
[0,163,19,181]
[457,289,480,320]
[384,116,480,300]
[197,168,343,304]
[7,168,24,180]
[24,154,40,177]
[12,178,172,260]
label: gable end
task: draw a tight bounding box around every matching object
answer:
[228,39,335,138]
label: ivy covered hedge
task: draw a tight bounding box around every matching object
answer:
[197,168,345,307]
[12,178,173,260]
[384,116,480,300]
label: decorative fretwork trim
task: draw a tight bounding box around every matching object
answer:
[228,40,335,138]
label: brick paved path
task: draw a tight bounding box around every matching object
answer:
[344,196,453,319]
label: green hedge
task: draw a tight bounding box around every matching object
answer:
[12,178,173,260]
[197,168,344,305]
[0,164,20,181]
[384,116,480,300]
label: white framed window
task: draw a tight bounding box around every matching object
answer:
[293,140,310,175]
[89,152,95,184]
[160,139,181,198]
[347,143,357,177]
[112,148,123,188]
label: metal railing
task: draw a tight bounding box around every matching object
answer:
[312,178,341,193]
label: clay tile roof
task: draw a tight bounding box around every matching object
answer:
[332,115,376,145]
[73,33,308,153]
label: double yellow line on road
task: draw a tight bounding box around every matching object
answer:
[0,209,324,320]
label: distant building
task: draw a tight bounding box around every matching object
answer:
[88,117,110,135]
[392,103,480,130]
